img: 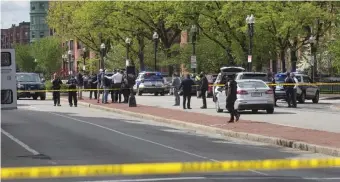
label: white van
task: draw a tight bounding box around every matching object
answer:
[1,49,17,110]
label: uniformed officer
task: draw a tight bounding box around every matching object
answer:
[52,75,62,106]
[67,75,78,107]
[284,72,295,108]
[226,74,240,123]
[179,74,195,109]
[199,72,208,109]
[171,73,181,106]
[89,73,98,99]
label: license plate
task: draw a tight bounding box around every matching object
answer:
[251,92,262,97]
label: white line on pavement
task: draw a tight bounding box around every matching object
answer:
[1,128,40,155]
[81,177,206,182]
[33,105,268,176]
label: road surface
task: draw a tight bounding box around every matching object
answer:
[1,99,340,182]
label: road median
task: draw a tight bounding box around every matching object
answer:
[61,97,340,157]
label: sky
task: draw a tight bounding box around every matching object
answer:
[1,0,30,29]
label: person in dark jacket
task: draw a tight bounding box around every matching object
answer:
[77,71,84,99]
[284,72,295,108]
[200,72,209,109]
[52,75,62,106]
[179,74,195,109]
[89,73,98,99]
[97,69,104,103]
[66,75,78,107]
[226,74,240,123]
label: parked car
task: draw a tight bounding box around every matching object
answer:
[235,72,269,82]
[274,72,320,103]
[214,79,274,114]
[133,71,165,96]
[206,74,218,97]
[16,72,46,100]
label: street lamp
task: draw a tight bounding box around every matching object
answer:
[125,37,136,107]
[246,14,255,72]
[153,32,159,71]
[100,43,106,70]
[309,36,316,82]
[125,37,131,61]
[82,47,87,71]
[68,50,73,75]
[190,24,198,73]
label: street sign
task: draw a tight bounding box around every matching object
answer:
[126,59,130,66]
[248,55,252,63]
[191,56,197,69]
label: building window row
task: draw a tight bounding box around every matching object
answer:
[31,2,46,11]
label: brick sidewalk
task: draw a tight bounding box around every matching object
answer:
[77,97,340,149]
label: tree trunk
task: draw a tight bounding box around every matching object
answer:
[138,36,145,71]
[280,48,286,72]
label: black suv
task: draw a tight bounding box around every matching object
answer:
[16,72,46,100]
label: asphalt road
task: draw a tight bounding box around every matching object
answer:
[1,99,340,182]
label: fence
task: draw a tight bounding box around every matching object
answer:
[319,81,340,94]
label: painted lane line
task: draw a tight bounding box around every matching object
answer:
[1,128,40,155]
[81,177,206,182]
[38,105,268,176]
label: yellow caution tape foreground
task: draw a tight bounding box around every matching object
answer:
[1,158,340,180]
[16,82,340,93]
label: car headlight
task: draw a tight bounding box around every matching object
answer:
[17,84,24,89]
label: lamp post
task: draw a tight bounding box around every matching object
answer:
[153,32,159,71]
[125,37,137,107]
[246,14,255,72]
[125,37,131,61]
[68,50,73,75]
[62,54,67,76]
[190,25,198,73]
[100,43,106,70]
[309,36,316,82]
[82,47,87,71]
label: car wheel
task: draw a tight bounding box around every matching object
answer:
[160,92,165,96]
[32,96,38,100]
[251,109,258,113]
[40,94,46,100]
[298,92,306,103]
[155,92,159,96]
[215,99,223,113]
[266,108,274,114]
[137,89,142,96]
[312,91,319,103]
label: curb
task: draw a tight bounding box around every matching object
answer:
[61,98,340,157]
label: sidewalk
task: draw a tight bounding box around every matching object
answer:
[69,95,340,157]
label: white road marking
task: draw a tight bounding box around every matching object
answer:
[81,176,340,182]
[1,128,40,155]
[29,105,269,176]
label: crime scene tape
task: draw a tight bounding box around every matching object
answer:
[1,158,340,180]
[16,82,340,93]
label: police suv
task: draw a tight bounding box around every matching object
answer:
[133,71,166,96]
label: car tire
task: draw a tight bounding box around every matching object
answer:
[32,96,38,100]
[312,91,319,103]
[251,109,258,113]
[266,108,274,114]
[215,99,223,113]
[160,92,165,96]
[40,95,46,100]
[298,92,306,103]
[154,92,159,96]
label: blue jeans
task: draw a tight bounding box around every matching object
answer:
[102,86,109,103]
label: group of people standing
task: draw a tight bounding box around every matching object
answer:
[51,74,79,107]
[171,72,240,123]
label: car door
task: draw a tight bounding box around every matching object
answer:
[304,76,317,98]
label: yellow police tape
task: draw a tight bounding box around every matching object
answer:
[1,158,340,179]
[16,82,340,93]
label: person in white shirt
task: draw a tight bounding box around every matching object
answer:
[290,72,298,108]
[108,70,123,103]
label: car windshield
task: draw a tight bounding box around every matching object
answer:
[275,75,287,83]
[144,73,163,80]
[238,81,268,89]
[242,74,268,82]
[16,73,41,82]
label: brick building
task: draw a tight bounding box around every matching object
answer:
[1,21,30,49]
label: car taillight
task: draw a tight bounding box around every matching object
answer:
[265,90,273,94]
[237,90,248,95]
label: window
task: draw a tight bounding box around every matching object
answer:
[41,17,45,24]
[238,81,268,89]
[1,90,13,104]
[31,18,35,25]
[69,40,74,50]
[1,52,12,67]
[39,3,45,9]
[16,73,41,82]
[32,32,35,38]
[77,41,81,49]
[303,76,311,83]
[40,31,44,38]
[31,5,35,10]
[241,73,268,82]
[275,74,287,83]
[142,73,163,80]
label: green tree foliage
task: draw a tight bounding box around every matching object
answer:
[30,37,64,76]
[14,44,36,72]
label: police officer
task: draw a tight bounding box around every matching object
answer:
[52,75,62,106]
[179,74,195,109]
[112,70,123,103]
[226,74,240,123]
[89,73,97,99]
[200,72,208,109]
[67,75,78,107]
[284,72,295,108]
[77,71,84,99]
[171,73,181,106]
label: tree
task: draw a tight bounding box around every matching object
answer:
[30,37,64,76]
[14,44,36,72]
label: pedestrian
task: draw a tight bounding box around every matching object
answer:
[89,73,98,99]
[226,74,240,123]
[66,75,78,107]
[171,73,181,106]
[77,71,84,99]
[284,72,295,108]
[179,74,195,109]
[102,70,111,104]
[97,69,104,103]
[52,75,62,106]
[111,70,123,103]
[291,72,298,108]
[199,72,208,109]
[121,72,130,103]
[268,72,278,107]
